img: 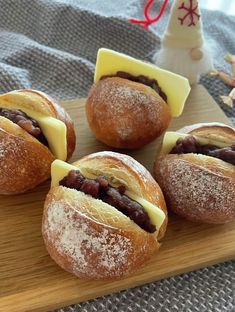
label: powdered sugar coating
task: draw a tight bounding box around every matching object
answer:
[43,199,134,278]
[156,157,235,223]
[43,151,163,278]
[0,129,53,194]
[86,78,170,149]
[0,136,23,183]
[94,80,160,125]
[0,140,8,158]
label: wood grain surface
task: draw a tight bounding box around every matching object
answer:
[0,85,234,312]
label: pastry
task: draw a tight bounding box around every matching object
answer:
[0,89,76,194]
[153,122,235,224]
[86,48,190,149]
[42,151,167,279]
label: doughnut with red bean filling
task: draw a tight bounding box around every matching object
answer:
[85,48,190,149]
[42,152,167,279]
[153,122,235,224]
[0,89,76,194]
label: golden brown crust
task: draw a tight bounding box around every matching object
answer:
[153,122,235,224]
[178,122,235,146]
[0,89,55,115]
[42,152,167,279]
[42,187,160,279]
[0,89,76,194]
[0,119,55,194]
[75,151,168,239]
[86,77,171,149]
[0,89,76,160]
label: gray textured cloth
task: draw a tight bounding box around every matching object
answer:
[0,1,234,311]
[56,262,235,312]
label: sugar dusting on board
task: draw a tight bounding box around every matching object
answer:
[44,200,133,278]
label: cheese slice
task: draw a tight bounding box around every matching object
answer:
[51,160,80,188]
[0,103,67,160]
[125,191,165,231]
[37,117,67,161]
[94,48,191,117]
[51,159,166,231]
[161,131,228,155]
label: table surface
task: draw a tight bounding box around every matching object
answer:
[1,86,234,312]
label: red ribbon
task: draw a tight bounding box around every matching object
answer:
[129,0,169,29]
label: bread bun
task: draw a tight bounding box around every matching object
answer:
[42,151,167,279]
[86,77,171,149]
[0,89,76,194]
[153,122,235,224]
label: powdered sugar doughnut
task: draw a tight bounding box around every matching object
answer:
[42,152,167,279]
[153,123,235,224]
[0,89,76,194]
[86,77,171,149]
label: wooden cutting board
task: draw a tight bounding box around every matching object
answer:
[0,85,234,312]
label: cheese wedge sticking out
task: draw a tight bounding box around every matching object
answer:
[37,117,67,161]
[51,160,80,188]
[94,48,191,117]
[125,191,165,232]
[161,131,229,155]
[51,159,166,231]
[0,102,67,161]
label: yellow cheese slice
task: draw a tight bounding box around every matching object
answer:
[125,191,165,231]
[37,117,67,161]
[51,159,166,231]
[51,160,80,188]
[94,48,191,117]
[161,131,228,155]
[0,102,67,160]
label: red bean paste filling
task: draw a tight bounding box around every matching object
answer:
[101,71,167,103]
[170,135,235,165]
[0,108,48,146]
[59,170,156,233]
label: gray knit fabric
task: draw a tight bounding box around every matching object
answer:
[0,1,234,311]
[55,261,235,312]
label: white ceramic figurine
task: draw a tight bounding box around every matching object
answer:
[154,0,214,84]
[130,0,214,84]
